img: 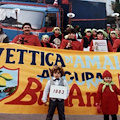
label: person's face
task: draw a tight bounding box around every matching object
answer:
[23,25,31,34]
[68,33,75,39]
[79,28,81,32]
[53,70,61,79]
[97,33,104,39]
[104,77,112,83]
[66,27,70,30]
[86,32,91,37]
[107,26,111,30]
[43,37,49,43]
[115,29,120,35]
[92,31,97,36]
[111,33,116,38]
[54,29,60,34]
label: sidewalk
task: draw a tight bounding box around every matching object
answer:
[0,114,120,120]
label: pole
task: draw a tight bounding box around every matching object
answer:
[15,11,19,35]
[116,16,119,28]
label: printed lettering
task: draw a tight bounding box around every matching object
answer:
[17,49,27,64]
[5,77,42,105]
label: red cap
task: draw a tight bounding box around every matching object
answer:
[102,70,112,79]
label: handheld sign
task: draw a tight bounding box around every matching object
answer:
[93,40,108,52]
[49,85,67,99]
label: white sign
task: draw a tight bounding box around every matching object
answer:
[49,85,67,99]
[93,40,108,52]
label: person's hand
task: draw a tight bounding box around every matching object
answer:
[16,40,21,44]
[92,46,96,50]
[44,101,49,106]
[66,41,72,48]
[96,104,102,113]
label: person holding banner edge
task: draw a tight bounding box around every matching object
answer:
[42,65,69,120]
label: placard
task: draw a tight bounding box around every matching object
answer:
[49,85,67,99]
[93,40,108,52]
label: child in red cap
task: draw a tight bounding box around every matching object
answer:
[96,70,120,120]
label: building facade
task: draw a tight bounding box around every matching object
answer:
[83,0,115,16]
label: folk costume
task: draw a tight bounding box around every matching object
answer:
[112,39,120,52]
[40,35,52,48]
[11,33,41,46]
[81,29,92,50]
[96,70,120,120]
[89,39,113,52]
[49,27,62,48]
[60,38,82,50]
[81,35,93,48]
[40,40,52,48]
[109,31,118,46]
[89,29,113,52]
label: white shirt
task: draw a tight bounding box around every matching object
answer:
[42,77,69,103]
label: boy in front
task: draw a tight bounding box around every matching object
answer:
[42,66,69,120]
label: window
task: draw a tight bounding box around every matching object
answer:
[45,13,56,27]
[0,8,44,29]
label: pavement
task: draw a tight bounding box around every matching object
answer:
[0,114,120,120]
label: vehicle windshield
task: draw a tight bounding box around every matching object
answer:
[0,8,44,29]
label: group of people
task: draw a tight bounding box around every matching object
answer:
[1,22,120,52]
[42,65,120,120]
[0,22,120,120]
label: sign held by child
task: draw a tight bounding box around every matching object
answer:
[49,85,67,99]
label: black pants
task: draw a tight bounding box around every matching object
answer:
[104,114,117,120]
[46,99,65,120]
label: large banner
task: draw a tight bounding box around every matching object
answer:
[0,43,120,115]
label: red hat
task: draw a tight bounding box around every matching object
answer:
[102,70,112,79]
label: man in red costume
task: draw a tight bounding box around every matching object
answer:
[11,23,41,46]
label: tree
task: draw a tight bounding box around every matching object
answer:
[114,0,120,14]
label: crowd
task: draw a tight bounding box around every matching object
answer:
[1,22,120,120]
[1,22,120,52]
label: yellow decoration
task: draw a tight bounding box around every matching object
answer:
[0,77,6,87]
[0,73,13,81]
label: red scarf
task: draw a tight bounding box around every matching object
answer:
[54,33,59,38]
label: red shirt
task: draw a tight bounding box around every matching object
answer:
[40,40,52,48]
[107,28,113,34]
[111,37,117,43]
[113,39,120,52]
[11,34,41,46]
[96,83,120,115]
[60,39,82,50]
[89,39,113,52]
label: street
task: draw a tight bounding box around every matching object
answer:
[0,114,120,120]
